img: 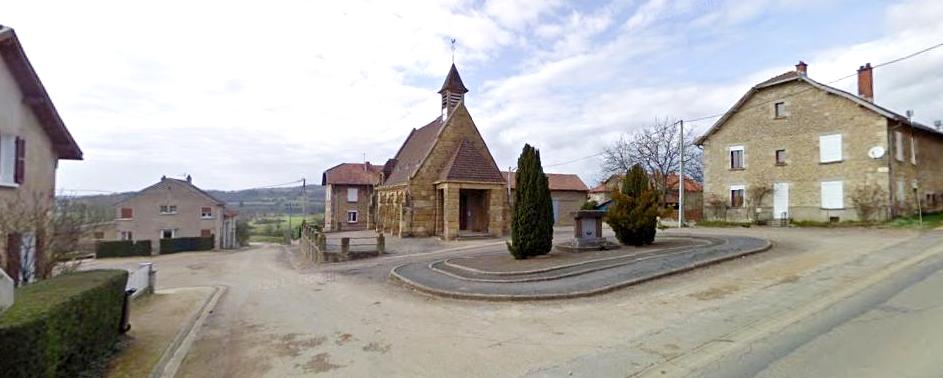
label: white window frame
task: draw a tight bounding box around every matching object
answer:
[201,207,214,219]
[820,180,844,209]
[347,187,358,202]
[160,205,178,215]
[346,210,359,223]
[160,229,176,239]
[895,131,904,161]
[774,102,787,118]
[119,231,133,241]
[729,145,745,169]
[730,185,746,208]
[819,134,843,163]
[0,134,16,186]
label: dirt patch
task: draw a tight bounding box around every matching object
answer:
[777,274,800,285]
[362,342,391,353]
[275,333,327,357]
[689,284,740,301]
[297,353,344,374]
[335,332,354,345]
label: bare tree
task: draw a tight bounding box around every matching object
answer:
[601,117,703,202]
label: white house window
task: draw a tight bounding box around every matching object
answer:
[730,185,746,208]
[161,229,176,239]
[347,187,358,202]
[774,102,787,118]
[820,181,844,209]
[729,145,745,169]
[0,134,17,185]
[819,134,843,163]
[119,231,133,241]
[346,210,358,223]
[201,207,213,218]
[895,131,904,161]
[897,179,906,203]
[160,205,178,214]
[911,136,917,165]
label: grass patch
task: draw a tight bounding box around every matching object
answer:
[888,212,943,229]
[694,220,750,228]
[249,235,285,243]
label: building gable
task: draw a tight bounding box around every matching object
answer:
[414,101,503,184]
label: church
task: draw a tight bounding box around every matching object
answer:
[376,64,508,239]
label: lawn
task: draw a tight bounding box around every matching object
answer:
[889,212,943,229]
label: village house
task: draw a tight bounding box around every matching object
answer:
[589,173,703,220]
[114,175,237,252]
[0,26,83,285]
[697,61,943,223]
[502,171,588,226]
[375,64,508,240]
[322,162,381,232]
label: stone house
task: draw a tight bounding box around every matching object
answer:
[376,64,508,240]
[114,176,237,252]
[0,26,83,285]
[502,171,588,226]
[697,61,943,223]
[322,162,381,232]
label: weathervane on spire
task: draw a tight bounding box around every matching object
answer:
[450,38,456,63]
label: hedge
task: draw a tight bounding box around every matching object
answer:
[0,270,129,378]
[159,236,215,254]
[95,240,152,258]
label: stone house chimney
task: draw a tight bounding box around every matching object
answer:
[857,63,874,102]
[795,61,808,75]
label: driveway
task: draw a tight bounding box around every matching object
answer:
[84,227,943,377]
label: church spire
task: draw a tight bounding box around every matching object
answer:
[439,63,468,119]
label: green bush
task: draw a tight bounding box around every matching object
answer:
[581,200,599,210]
[507,144,554,259]
[0,270,129,378]
[606,164,660,246]
[95,240,152,258]
[159,236,215,254]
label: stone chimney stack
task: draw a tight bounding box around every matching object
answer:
[857,63,874,102]
[795,61,808,75]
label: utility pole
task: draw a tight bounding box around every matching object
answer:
[678,119,685,228]
[300,178,306,222]
[287,201,293,244]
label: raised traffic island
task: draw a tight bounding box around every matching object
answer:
[390,234,771,301]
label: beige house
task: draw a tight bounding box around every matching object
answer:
[0,26,83,285]
[322,162,381,232]
[502,171,588,226]
[376,64,508,240]
[697,61,943,223]
[115,176,237,252]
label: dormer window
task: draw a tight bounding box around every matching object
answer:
[774,102,787,118]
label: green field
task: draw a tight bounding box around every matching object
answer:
[246,213,323,243]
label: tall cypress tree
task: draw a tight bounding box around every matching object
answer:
[508,144,554,259]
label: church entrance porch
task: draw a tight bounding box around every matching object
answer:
[436,183,506,240]
[459,189,489,234]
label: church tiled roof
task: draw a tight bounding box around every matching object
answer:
[383,117,444,185]
[438,63,469,94]
[440,139,505,183]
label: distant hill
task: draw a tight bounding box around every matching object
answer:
[67,185,325,219]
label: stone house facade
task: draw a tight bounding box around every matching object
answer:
[114,176,237,252]
[0,26,83,285]
[697,61,943,223]
[322,162,381,232]
[502,171,588,226]
[375,64,508,240]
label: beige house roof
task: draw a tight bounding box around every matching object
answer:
[502,171,589,192]
[116,177,226,207]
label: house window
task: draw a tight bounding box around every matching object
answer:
[347,187,358,202]
[774,102,787,118]
[201,207,213,218]
[819,134,843,163]
[895,131,904,161]
[161,229,176,239]
[730,185,745,208]
[729,146,744,169]
[897,179,906,203]
[120,208,133,219]
[160,205,178,214]
[820,181,844,209]
[346,210,358,223]
[0,134,25,186]
[93,232,104,240]
[119,231,133,241]
[201,229,212,237]
[911,136,917,165]
[775,149,787,165]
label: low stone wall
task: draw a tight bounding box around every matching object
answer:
[300,225,385,263]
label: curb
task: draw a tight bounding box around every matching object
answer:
[150,285,227,378]
[635,237,943,378]
[389,239,772,302]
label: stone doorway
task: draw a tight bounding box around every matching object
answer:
[459,189,489,233]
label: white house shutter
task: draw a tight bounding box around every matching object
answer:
[819,134,842,163]
[820,181,844,209]
[347,187,358,202]
[0,134,15,184]
[895,131,904,161]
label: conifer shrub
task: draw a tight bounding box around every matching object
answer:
[605,164,660,246]
[507,144,554,259]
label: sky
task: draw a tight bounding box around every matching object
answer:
[3,0,943,193]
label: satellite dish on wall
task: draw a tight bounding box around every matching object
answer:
[868,146,886,159]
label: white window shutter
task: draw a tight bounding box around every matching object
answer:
[347,187,358,202]
[0,135,15,184]
[820,181,844,209]
[819,134,842,163]
[895,131,904,161]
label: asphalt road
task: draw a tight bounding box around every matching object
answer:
[696,233,943,378]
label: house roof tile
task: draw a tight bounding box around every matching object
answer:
[502,171,589,192]
[321,162,381,186]
[441,139,505,183]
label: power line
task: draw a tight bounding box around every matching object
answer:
[544,152,604,168]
